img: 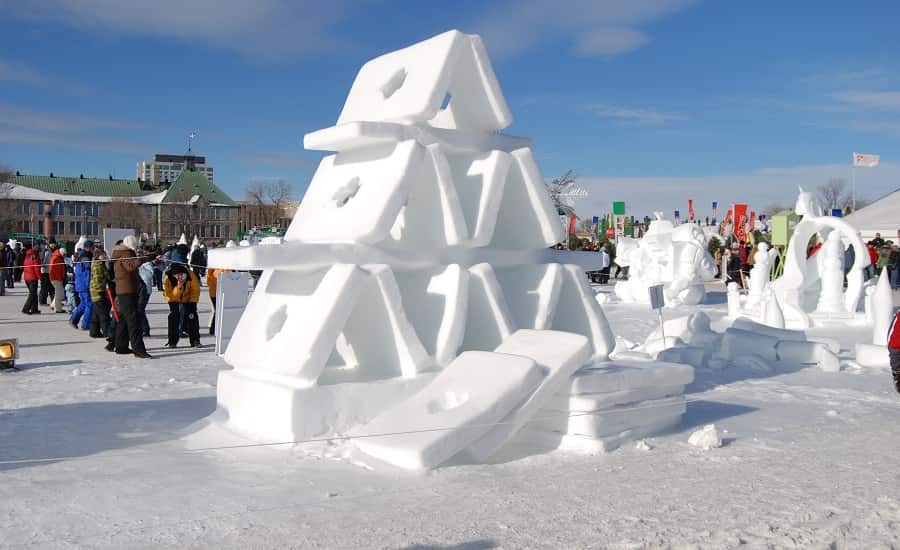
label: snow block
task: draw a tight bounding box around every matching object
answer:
[732,317,840,353]
[493,264,563,330]
[489,148,565,248]
[394,264,469,366]
[462,329,591,461]
[545,384,685,413]
[223,266,367,383]
[565,360,694,395]
[521,414,683,453]
[716,328,778,362]
[352,351,543,470]
[531,396,686,438]
[286,140,424,244]
[389,144,468,248]
[460,263,515,351]
[550,264,616,361]
[855,343,891,368]
[337,30,512,132]
[448,150,512,246]
[216,369,436,443]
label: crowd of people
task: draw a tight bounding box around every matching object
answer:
[0,237,228,360]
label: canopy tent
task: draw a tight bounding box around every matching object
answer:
[842,188,900,243]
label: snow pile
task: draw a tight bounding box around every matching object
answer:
[688,424,723,450]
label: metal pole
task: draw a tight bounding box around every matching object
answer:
[658,308,666,347]
[851,165,856,212]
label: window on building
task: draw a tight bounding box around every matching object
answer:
[53,201,64,216]
[75,202,83,217]
[69,221,83,235]
[18,201,30,214]
[86,203,99,217]
[212,225,221,238]
[53,221,65,235]
[68,202,75,216]
[36,201,44,214]
[86,221,99,236]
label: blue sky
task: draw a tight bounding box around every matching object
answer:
[2,0,900,218]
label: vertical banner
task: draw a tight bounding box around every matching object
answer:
[748,210,756,234]
[568,214,577,236]
[732,203,748,242]
[591,215,599,241]
[674,210,681,225]
[721,208,733,236]
[688,199,695,222]
[614,215,626,240]
[711,201,718,225]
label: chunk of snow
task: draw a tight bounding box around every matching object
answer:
[688,424,723,450]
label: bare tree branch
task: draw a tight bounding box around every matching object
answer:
[545,170,576,215]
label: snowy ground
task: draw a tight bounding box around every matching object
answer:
[2,281,900,549]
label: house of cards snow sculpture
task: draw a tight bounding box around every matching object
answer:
[614,214,717,306]
[206,30,691,470]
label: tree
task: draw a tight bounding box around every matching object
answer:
[546,170,576,215]
[243,179,295,230]
[103,198,153,233]
[764,203,792,217]
[816,177,870,214]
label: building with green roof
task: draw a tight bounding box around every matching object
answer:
[1,169,239,244]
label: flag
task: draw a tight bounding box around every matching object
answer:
[688,199,695,222]
[732,203,748,241]
[853,152,879,167]
[568,214,577,235]
[674,210,681,224]
[748,210,756,234]
[711,201,718,225]
[591,215,599,239]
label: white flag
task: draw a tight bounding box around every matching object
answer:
[853,152,879,167]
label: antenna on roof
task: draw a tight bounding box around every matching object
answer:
[187,131,197,154]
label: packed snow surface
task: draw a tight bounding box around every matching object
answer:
[2,284,900,548]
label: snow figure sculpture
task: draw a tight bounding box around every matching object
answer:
[205,30,646,470]
[615,214,716,305]
[746,242,776,306]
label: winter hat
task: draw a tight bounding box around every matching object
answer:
[83,240,94,249]
[123,235,139,251]
[225,240,237,248]
[169,263,188,275]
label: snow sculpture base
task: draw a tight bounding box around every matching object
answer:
[854,344,890,368]
[217,369,436,443]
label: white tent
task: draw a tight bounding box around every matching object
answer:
[842,188,900,242]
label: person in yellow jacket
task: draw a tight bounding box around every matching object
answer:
[206,266,231,336]
[163,263,201,348]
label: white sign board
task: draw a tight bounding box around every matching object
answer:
[102,228,135,253]
[215,271,253,356]
[648,284,665,310]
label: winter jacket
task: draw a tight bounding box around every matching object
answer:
[23,251,41,282]
[889,311,900,351]
[163,269,201,303]
[206,268,230,299]
[0,245,6,269]
[111,244,143,295]
[89,259,111,302]
[190,248,207,268]
[49,249,66,281]
[73,254,92,293]
[867,245,879,265]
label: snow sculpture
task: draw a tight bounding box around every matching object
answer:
[746,242,776,306]
[206,30,648,470]
[653,312,841,372]
[855,273,893,368]
[772,188,869,319]
[614,214,716,306]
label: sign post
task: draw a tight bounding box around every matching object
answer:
[649,284,666,346]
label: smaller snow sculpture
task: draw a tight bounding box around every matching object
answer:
[746,242,776,306]
[815,232,845,314]
[855,273,894,368]
[615,214,716,306]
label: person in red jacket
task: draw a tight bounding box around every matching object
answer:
[49,246,67,313]
[21,247,41,315]
[889,310,900,394]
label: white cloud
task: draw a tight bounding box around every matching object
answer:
[569,163,900,218]
[5,0,356,59]
[833,91,900,111]
[587,103,686,126]
[473,0,695,58]
[572,28,650,56]
[0,59,95,93]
